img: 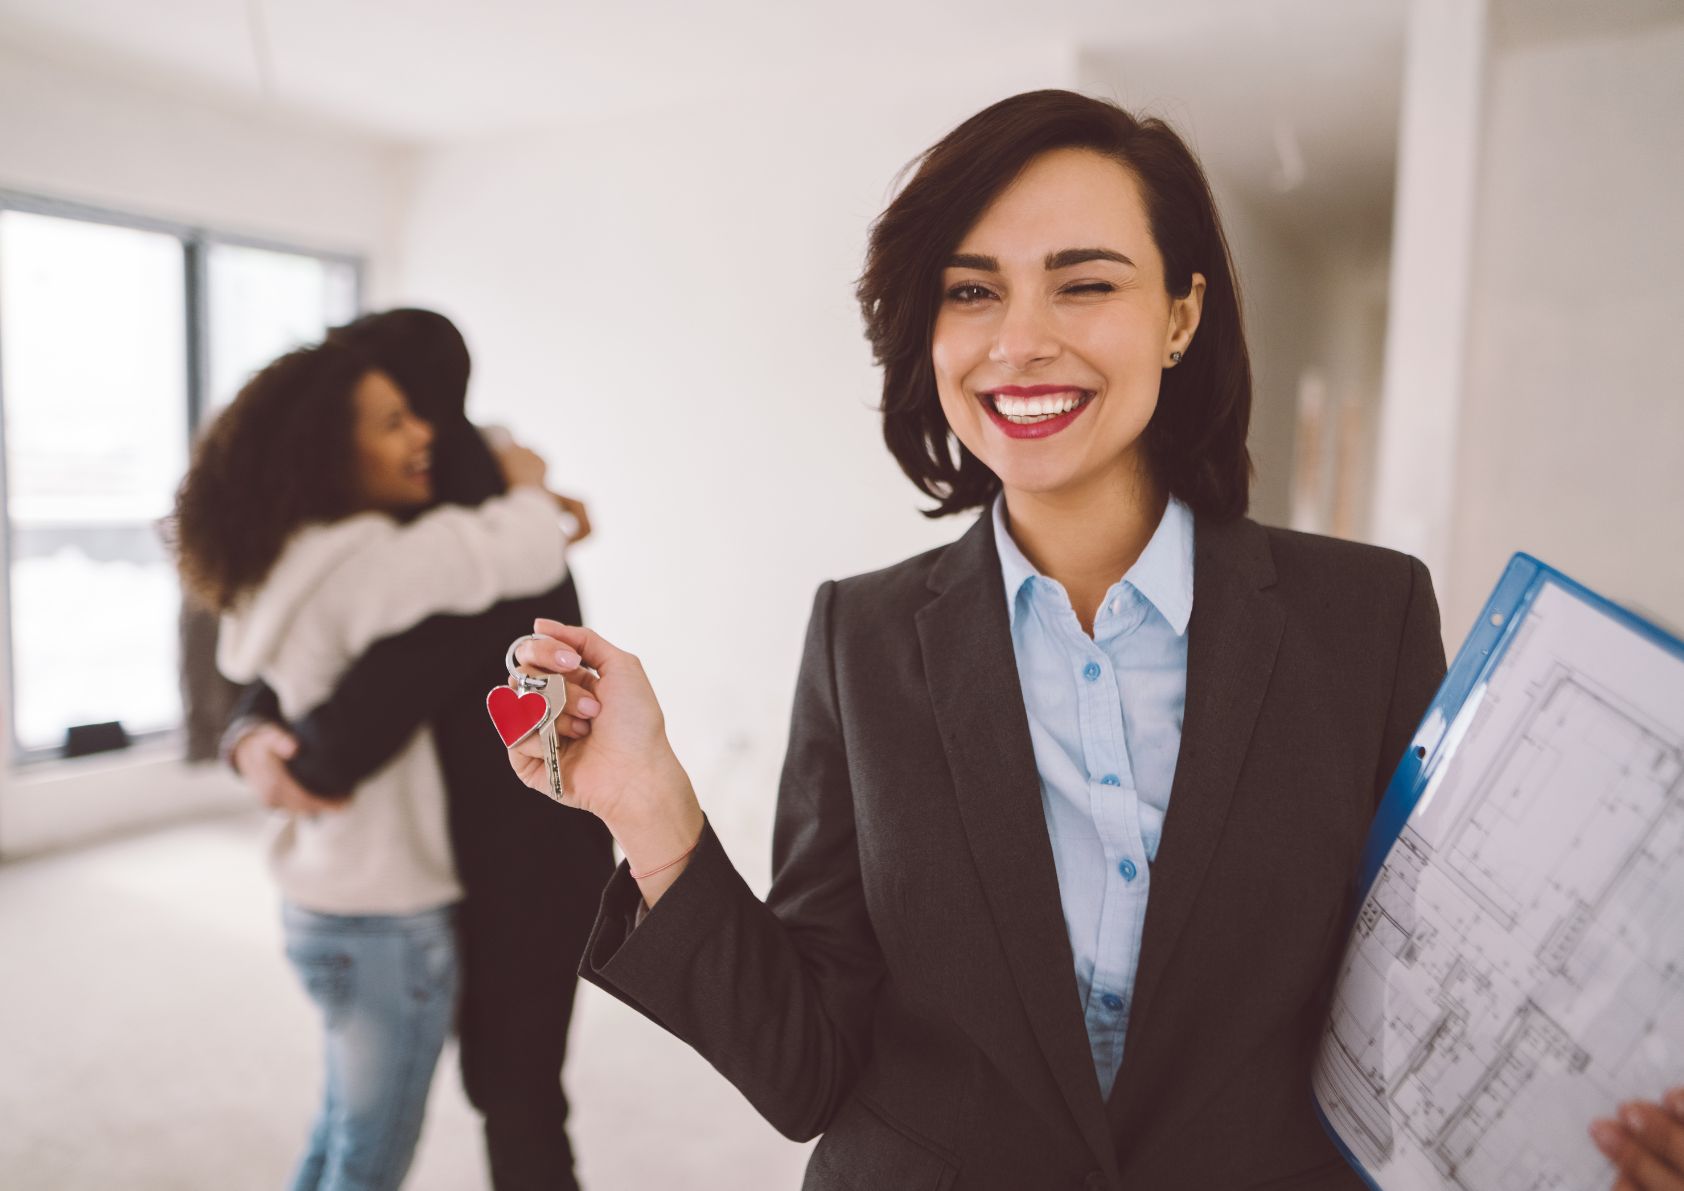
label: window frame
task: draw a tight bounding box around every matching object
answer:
[0,188,364,768]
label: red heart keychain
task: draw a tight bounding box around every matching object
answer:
[486,685,551,747]
[489,634,570,803]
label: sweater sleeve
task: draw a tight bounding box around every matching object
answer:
[324,486,566,658]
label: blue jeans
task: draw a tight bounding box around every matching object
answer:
[282,903,460,1191]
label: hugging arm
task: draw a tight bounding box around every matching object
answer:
[229,575,583,797]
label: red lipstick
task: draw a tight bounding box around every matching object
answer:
[976,386,1096,440]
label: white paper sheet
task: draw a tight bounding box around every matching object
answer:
[1314,579,1684,1190]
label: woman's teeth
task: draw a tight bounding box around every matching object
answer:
[989,391,1088,424]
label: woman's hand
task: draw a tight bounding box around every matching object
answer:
[232,724,347,815]
[506,618,704,904]
[1591,1087,1684,1189]
[496,442,548,489]
[552,492,592,545]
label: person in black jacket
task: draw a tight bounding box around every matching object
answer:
[225,309,613,1191]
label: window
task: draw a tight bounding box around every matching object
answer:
[0,195,360,760]
[206,242,359,411]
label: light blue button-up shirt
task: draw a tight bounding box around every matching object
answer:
[992,494,1194,1093]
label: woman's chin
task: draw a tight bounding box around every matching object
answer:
[988,456,1093,502]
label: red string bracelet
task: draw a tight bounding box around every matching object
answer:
[630,838,700,881]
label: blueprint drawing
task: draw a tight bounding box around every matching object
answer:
[1315,579,1684,1190]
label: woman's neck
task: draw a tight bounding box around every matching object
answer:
[1002,463,1167,637]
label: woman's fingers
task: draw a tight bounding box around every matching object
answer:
[531,619,629,675]
[553,713,592,740]
[1592,1103,1684,1191]
[513,634,582,676]
[510,637,602,702]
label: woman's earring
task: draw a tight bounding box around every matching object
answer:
[1169,351,1184,364]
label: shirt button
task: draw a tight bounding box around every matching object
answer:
[1118,858,1138,882]
[1082,661,1102,682]
[1101,993,1125,1011]
[1100,774,1120,787]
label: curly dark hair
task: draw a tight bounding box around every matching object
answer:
[171,340,373,610]
[329,308,505,506]
[858,89,1254,520]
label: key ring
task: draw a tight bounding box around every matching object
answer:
[486,633,567,804]
[505,635,550,694]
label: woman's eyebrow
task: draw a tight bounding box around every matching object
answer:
[1045,247,1135,270]
[945,248,1137,272]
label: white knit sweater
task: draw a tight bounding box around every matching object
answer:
[217,486,565,915]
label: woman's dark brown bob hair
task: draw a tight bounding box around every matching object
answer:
[858,89,1253,519]
[171,340,373,610]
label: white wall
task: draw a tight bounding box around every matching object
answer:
[0,41,412,286]
[1368,0,1490,590]
[1446,21,1684,641]
[1212,191,1320,526]
[0,43,412,854]
[1290,247,1392,539]
[396,55,1077,883]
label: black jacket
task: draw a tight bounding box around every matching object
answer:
[580,511,1446,1191]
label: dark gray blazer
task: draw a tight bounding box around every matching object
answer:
[581,510,1446,1191]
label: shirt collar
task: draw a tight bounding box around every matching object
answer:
[992,492,1195,636]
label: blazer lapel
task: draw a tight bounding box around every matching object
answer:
[1106,514,1283,1124]
[916,515,1120,1182]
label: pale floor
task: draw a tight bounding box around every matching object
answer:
[0,812,813,1190]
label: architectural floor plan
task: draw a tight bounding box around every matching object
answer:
[1315,579,1684,1190]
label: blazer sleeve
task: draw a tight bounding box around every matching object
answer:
[1371,555,1448,805]
[282,574,584,797]
[579,580,885,1141]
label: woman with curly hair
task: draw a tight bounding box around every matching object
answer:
[173,339,574,1191]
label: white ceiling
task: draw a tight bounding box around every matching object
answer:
[0,1,1406,140]
[0,0,1413,248]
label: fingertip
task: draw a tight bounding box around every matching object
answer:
[575,695,601,717]
[1619,1102,1647,1135]
[1589,1118,1625,1155]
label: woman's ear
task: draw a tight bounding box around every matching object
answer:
[1166,271,1206,365]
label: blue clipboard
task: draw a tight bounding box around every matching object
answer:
[1361,554,1684,902]
[1316,552,1684,1189]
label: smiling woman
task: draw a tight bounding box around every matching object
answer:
[484,90,1675,1190]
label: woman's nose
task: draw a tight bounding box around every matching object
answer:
[988,297,1060,372]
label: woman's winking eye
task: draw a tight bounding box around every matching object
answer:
[943,279,1118,305]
